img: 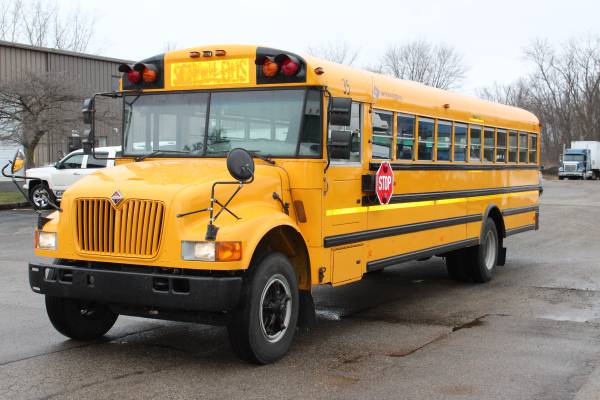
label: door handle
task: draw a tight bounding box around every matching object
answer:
[73,172,81,175]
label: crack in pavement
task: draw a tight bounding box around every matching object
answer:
[0,325,166,368]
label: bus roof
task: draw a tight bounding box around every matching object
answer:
[157,44,540,133]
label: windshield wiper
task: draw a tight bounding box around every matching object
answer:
[247,150,275,165]
[136,149,191,161]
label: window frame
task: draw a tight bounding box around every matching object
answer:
[518,132,528,163]
[469,124,483,163]
[483,127,495,163]
[395,112,416,161]
[453,122,468,162]
[508,130,518,163]
[435,119,453,162]
[371,109,394,160]
[330,101,363,165]
[416,116,435,161]
[529,133,538,164]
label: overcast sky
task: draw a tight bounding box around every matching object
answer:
[69,0,598,95]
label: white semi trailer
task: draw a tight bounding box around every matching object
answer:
[559,141,600,180]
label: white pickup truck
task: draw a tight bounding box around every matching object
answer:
[24,146,120,208]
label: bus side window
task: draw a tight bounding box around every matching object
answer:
[436,120,452,161]
[469,125,482,162]
[508,131,518,162]
[496,129,507,162]
[519,132,528,163]
[454,123,468,162]
[418,117,434,160]
[483,127,495,162]
[372,110,393,159]
[298,89,322,157]
[529,133,538,163]
[330,102,362,162]
[396,113,415,160]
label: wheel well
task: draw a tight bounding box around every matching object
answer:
[28,179,43,194]
[250,226,311,291]
[485,206,506,240]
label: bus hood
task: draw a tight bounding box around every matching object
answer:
[63,159,287,216]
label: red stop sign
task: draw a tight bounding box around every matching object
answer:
[375,162,394,205]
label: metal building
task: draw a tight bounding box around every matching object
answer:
[0,40,130,165]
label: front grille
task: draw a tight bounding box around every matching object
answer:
[75,198,165,257]
[565,164,577,172]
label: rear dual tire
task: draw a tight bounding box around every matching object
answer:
[446,218,499,283]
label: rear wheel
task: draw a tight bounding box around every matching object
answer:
[227,252,299,364]
[45,296,118,340]
[465,219,499,283]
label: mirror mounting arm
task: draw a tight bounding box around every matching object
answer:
[205,180,248,241]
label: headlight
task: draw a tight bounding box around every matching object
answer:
[181,241,241,261]
[36,231,57,250]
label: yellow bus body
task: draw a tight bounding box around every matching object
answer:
[35,44,540,289]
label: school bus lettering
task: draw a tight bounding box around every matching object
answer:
[26,44,541,365]
[170,58,250,86]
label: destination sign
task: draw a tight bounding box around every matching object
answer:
[170,58,250,87]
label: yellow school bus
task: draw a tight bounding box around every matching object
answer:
[26,44,541,364]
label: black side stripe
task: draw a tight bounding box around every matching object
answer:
[506,224,536,237]
[382,185,542,205]
[366,238,479,272]
[502,205,539,216]
[324,214,482,248]
[369,162,540,171]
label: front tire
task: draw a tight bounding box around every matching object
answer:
[29,183,55,209]
[227,253,299,364]
[45,296,118,340]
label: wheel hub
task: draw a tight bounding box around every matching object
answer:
[259,275,292,343]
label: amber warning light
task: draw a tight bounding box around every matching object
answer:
[119,63,159,84]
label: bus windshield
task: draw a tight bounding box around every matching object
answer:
[123,88,322,158]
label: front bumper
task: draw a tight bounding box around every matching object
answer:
[559,171,586,178]
[29,262,243,313]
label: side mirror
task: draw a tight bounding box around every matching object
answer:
[226,148,255,182]
[329,130,352,159]
[82,138,93,156]
[82,98,95,155]
[82,97,95,124]
[11,149,25,174]
[329,97,352,126]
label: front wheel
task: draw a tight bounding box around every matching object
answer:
[45,296,118,340]
[29,183,55,209]
[227,253,299,364]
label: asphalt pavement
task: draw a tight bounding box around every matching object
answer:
[1,180,600,400]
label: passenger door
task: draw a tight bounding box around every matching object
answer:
[324,102,367,284]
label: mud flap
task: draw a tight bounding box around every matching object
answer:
[498,247,507,266]
[297,291,316,329]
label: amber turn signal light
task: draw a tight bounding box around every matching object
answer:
[216,241,242,261]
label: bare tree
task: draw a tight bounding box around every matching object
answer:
[379,40,467,90]
[0,0,97,52]
[479,36,600,165]
[0,71,83,167]
[307,41,360,66]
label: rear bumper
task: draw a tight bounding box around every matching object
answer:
[29,262,243,313]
